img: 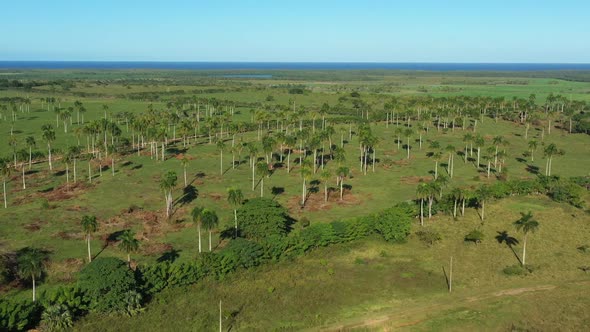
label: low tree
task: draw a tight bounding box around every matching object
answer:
[17,247,47,302]
[236,198,290,241]
[513,211,539,266]
[118,230,139,263]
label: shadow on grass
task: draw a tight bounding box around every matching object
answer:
[496,231,522,265]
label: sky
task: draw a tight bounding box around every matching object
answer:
[1,0,589,63]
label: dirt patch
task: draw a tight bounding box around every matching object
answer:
[40,181,93,202]
[286,188,362,214]
[141,242,174,256]
[400,176,432,184]
[23,222,42,232]
[47,258,84,283]
[207,192,223,201]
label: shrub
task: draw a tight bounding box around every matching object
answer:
[464,230,484,244]
[549,181,584,208]
[221,238,264,269]
[577,245,590,253]
[373,205,413,242]
[40,304,73,332]
[78,257,138,314]
[237,198,291,241]
[0,299,40,332]
[416,230,441,247]
[503,264,531,276]
[40,286,89,317]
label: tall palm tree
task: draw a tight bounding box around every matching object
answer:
[543,143,564,176]
[216,139,225,175]
[160,171,177,218]
[528,140,538,162]
[474,135,485,168]
[42,124,56,171]
[180,156,189,187]
[118,230,139,263]
[445,144,456,177]
[256,162,269,197]
[403,128,413,159]
[227,187,243,238]
[1,159,11,208]
[17,247,47,302]
[81,215,98,263]
[320,168,331,202]
[513,211,539,266]
[201,209,219,252]
[191,207,204,253]
[416,183,430,226]
[25,136,36,169]
[475,185,492,221]
[300,160,313,206]
[336,166,349,201]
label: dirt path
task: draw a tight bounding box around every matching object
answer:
[319,280,589,331]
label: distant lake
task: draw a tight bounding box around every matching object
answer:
[1,61,590,71]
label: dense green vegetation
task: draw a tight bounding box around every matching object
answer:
[1,70,589,330]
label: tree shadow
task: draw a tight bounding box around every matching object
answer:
[271,186,284,199]
[495,231,522,265]
[167,147,188,155]
[525,165,539,174]
[174,185,199,207]
[442,265,450,290]
[121,161,133,167]
[131,164,143,170]
[516,157,527,163]
[157,249,181,263]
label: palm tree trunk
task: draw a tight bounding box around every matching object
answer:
[87,236,92,262]
[198,224,202,253]
[434,161,438,179]
[234,209,238,238]
[48,144,53,170]
[184,166,187,187]
[3,180,6,208]
[127,253,131,263]
[32,276,36,302]
[522,234,527,266]
[481,201,485,221]
[29,146,32,169]
[340,178,344,201]
[302,178,306,206]
[209,231,212,251]
[420,198,424,226]
[324,183,328,202]
[461,198,465,216]
[22,166,26,189]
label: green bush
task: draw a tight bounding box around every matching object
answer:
[503,264,531,276]
[221,238,264,269]
[40,304,73,332]
[0,299,40,332]
[78,257,139,314]
[416,229,442,247]
[464,229,484,244]
[373,205,413,242]
[237,198,291,240]
[40,286,89,317]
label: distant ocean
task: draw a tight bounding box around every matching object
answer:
[1,61,590,71]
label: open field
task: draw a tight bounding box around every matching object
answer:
[1,70,589,330]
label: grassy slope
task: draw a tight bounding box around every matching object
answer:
[71,196,590,331]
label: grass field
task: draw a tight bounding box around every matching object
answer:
[1,70,589,330]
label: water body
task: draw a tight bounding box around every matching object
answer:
[0,61,589,71]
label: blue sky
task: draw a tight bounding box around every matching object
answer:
[1,0,589,62]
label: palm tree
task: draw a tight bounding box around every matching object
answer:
[445,144,456,178]
[528,140,538,162]
[191,207,204,253]
[256,162,269,197]
[474,135,485,168]
[180,156,189,187]
[300,160,312,206]
[81,215,98,263]
[462,133,474,162]
[216,139,225,175]
[543,143,564,176]
[320,168,332,202]
[160,171,177,218]
[118,230,139,263]
[403,128,413,159]
[17,247,47,302]
[1,159,10,208]
[201,209,219,251]
[227,187,243,238]
[337,166,349,201]
[475,185,492,221]
[42,124,56,171]
[513,211,539,266]
[416,183,430,226]
[25,136,36,169]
